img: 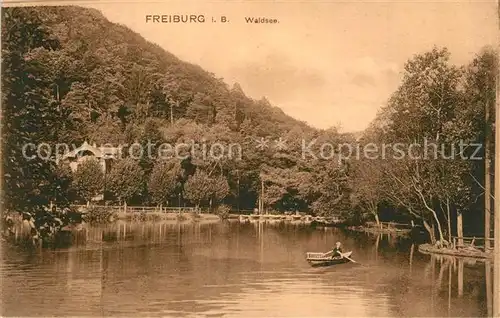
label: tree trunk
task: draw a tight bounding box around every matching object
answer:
[261,179,265,214]
[374,212,381,228]
[423,220,436,244]
[86,200,90,207]
[485,94,491,250]
[415,188,445,242]
[426,207,445,243]
[124,200,127,213]
[446,197,452,245]
[432,222,435,240]
[485,180,492,241]
[457,211,463,246]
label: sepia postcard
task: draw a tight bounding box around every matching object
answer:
[1,0,500,317]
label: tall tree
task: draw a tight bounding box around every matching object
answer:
[351,158,384,226]
[72,158,104,206]
[461,48,497,248]
[210,174,230,208]
[2,7,76,243]
[184,170,229,210]
[148,160,180,209]
[107,158,144,210]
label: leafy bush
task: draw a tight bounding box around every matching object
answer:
[214,204,231,220]
[82,207,115,223]
[72,159,104,204]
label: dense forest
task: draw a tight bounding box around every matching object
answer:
[1,6,497,245]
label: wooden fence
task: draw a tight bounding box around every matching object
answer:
[71,204,200,213]
[366,221,414,230]
[451,236,495,250]
[72,205,298,216]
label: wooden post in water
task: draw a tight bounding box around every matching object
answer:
[457,214,464,247]
[458,259,464,297]
[259,221,264,264]
[448,261,452,316]
[487,261,493,317]
[431,255,436,315]
[260,179,264,215]
[236,169,240,213]
[99,243,104,301]
[236,222,240,256]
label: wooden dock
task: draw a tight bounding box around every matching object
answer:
[418,243,494,260]
[234,213,335,224]
[348,221,413,235]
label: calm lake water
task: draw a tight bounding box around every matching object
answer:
[1,221,492,317]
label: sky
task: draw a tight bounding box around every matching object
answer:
[5,0,499,132]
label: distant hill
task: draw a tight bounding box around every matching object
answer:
[25,5,314,143]
[2,5,353,216]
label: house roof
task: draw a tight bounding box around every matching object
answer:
[62,141,121,159]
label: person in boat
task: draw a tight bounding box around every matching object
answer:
[331,242,343,258]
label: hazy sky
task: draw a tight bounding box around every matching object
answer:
[6,0,498,131]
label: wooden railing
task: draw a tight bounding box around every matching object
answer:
[451,236,495,250]
[76,206,313,215]
[71,204,200,213]
[366,221,414,230]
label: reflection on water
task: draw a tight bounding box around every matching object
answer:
[1,221,491,317]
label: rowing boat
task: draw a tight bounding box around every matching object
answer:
[306,251,353,267]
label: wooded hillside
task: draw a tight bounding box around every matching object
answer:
[2,6,496,245]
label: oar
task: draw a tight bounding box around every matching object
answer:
[341,252,360,264]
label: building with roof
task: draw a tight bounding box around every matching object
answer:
[60,141,122,173]
[60,141,122,202]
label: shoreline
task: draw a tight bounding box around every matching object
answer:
[346,225,412,236]
[115,211,221,222]
[418,243,493,260]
